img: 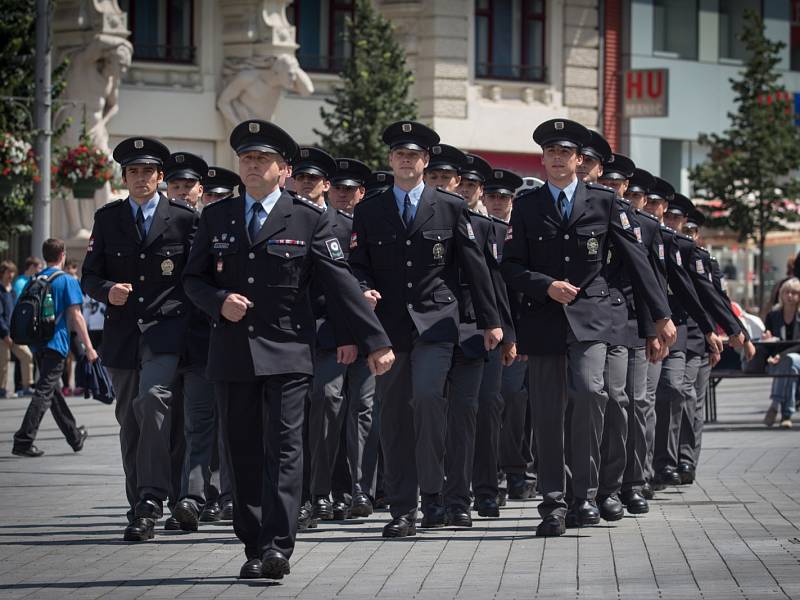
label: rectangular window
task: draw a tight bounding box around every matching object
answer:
[119,0,195,63]
[719,0,761,61]
[290,0,354,73]
[652,0,698,60]
[475,0,546,82]
[791,1,800,70]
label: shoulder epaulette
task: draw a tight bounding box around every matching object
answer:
[515,188,538,200]
[490,215,509,225]
[587,182,614,193]
[675,232,694,242]
[169,197,196,212]
[202,194,236,214]
[361,188,387,202]
[95,198,125,214]
[336,208,353,219]
[468,208,492,221]
[436,187,466,202]
[294,195,325,213]
[635,208,659,223]
[616,196,631,206]
[695,245,710,256]
[660,224,674,232]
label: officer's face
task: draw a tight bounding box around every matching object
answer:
[329,184,364,212]
[202,191,232,205]
[541,145,582,181]
[238,151,286,193]
[456,179,483,207]
[625,190,647,209]
[577,155,602,182]
[643,196,667,220]
[684,225,699,240]
[293,172,330,201]
[167,178,203,207]
[389,148,429,182]
[485,192,514,219]
[599,177,628,197]
[123,164,163,202]
[424,169,461,192]
[664,212,686,231]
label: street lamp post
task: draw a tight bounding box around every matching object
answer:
[32,0,52,255]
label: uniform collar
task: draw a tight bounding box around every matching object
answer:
[244,187,282,217]
[129,192,160,221]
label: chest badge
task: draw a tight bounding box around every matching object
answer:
[432,242,445,263]
[216,258,224,273]
[633,226,642,243]
[587,237,599,256]
[161,258,175,276]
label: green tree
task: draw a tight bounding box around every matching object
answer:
[313,0,417,170]
[690,10,800,309]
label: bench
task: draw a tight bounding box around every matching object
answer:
[707,369,797,423]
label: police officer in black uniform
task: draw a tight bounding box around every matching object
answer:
[292,147,337,208]
[182,120,394,580]
[349,121,502,538]
[501,119,676,537]
[365,170,394,196]
[82,137,199,542]
[202,166,241,205]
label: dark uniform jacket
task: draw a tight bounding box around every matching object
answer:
[348,185,501,352]
[182,191,390,382]
[686,243,742,336]
[500,181,670,355]
[81,194,199,369]
[457,211,516,359]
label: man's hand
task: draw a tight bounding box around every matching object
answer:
[728,331,746,349]
[363,289,382,309]
[86,347,99,363]
[743,340,756,362]
[337,344,358,365]
[501,342,517,366]
[108,283,132,306]
[221,293,251,322]
[705,332,724,354]
[547,280,580,305]
[484,327,503,351]
[655,318,677,347]
[709,351,721,368]
[367,347,395,376]
[767,354,781,366]
[646,336,662,363]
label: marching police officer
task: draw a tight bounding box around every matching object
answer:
[82,137,199,542]
[292,147,337,207]
[424,144,466,192]
[182,120,394,580]
[202,166,241,205]
[456,153,492,215]
[349,121,502,537]
[501,119,676,537]
[365,170,394,197]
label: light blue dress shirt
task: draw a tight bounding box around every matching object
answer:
[244,188,282,231]
[393,181,425,223]
[547,178,579,220]
[129,193,159,236]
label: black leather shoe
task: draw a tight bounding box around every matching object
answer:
[566,499,600,528]
[382,513,416,538]
[445,505,472,527]
[641,481,655,500]
[220,499,233,520]
[475,496,500,517]
[536,515,566,537]
[200,501,222,522]
[239,558,263,579]
[312,496,334,520]
[71,426,88,452]
[297,502,318,531]
[420,502,447,528]
[261,549,290,580]
[598,494,624,521]
[621,489,649,514]
[173,499,200,531]
[11,445,44,457]
[135,498,163,520]
[653,469,681,489]
[332,500,350,520]
[350,492,373,518]
[124,517,154,541]
[508,477,535,500]
[677,462,695,485]
[164,516,181,530]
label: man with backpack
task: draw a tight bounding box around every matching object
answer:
[11,238,97,457]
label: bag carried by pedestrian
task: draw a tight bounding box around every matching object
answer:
[9,271,65,345]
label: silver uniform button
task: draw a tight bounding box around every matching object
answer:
[406,261,412,267]
[139,275,145,281]
[247,277,254,284]
[563,234,569,240]
[406,240,411,246]
[116,252,121,257]
[564,256,570,262]
[248,252,255,259]
[140,253,145,259]
[138,297,144,302]
[407,303,413,309]
[296,324,301,330]
[407,282,412,288]
[248,325,254,332]
[137,318,143,324]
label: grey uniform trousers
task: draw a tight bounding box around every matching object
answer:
[377,340,454,518]
[472,347,505,500]
[107,342,180,509]
[308,350,377,498]
[444,347,485,508]
[622,347,649,491]
[679,353,709,468]
[499,359,533,477]
[644,360,662,481]
[654,349,687,474]
[599,344,630,497]
[530,337,608,519]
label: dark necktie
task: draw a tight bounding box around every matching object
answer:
[402,194,413,228]
[248,202,264,242]
[557,190,568,222]
[135,207,146,241]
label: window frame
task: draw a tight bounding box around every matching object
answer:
[124,0,196,65]
[651,0,698,61]
[292,0,355,74]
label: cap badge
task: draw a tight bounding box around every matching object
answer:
[208,169,216,177]
[554,121,564,130]
[401,123,412,133]
[377,173,386,182]
[494,170,503,178]
[340,160,349,168]
[608,155,615,163]
[175,154,184,163]
[134,139,144,149]
[432,146,441,155]
[300,148,309,158]
[248,122,260,133]
[465,156,474,164]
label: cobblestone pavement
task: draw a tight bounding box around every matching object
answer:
[0,379,799,599]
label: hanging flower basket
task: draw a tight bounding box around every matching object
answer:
[0,133,38,196]
[54,135,114,199]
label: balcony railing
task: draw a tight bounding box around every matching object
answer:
[475,62,546,82]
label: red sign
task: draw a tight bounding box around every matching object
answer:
[623,69,668,118]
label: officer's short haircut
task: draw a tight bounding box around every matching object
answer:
[42,238,65,264]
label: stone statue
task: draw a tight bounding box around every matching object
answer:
[217,53,314,128]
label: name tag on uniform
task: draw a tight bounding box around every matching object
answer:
[695,259,705,274]
[658,244,665,260]
[676,251,682,266]
[633,226,642,243]
[466,222,476,240]
[620,213,631,230]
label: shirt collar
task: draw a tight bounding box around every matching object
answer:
[129,192,160,220]
[547,177,579,204]
[245,187,283,216]
[392,180,425,207]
